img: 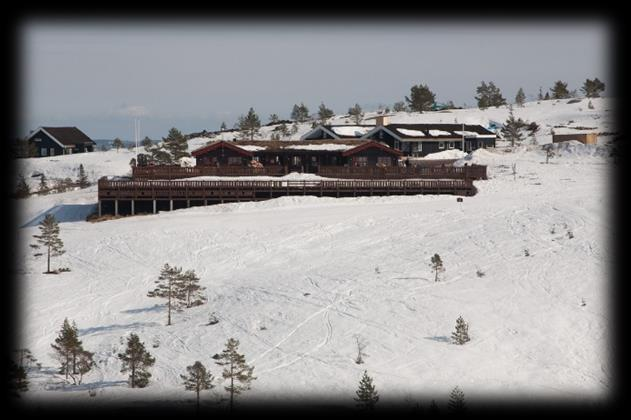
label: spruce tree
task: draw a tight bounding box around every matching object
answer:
[180,269,207,308]
[238,108,261,140]
[348,104,364,124]
[476,81,506,109]
[430,253,444,282]
[38,174,48,194]
[581,78,605,98]
[291,103,310,123]
[268,114,280,124]
[141,136,153,150]
[448,386,466,413]
[451,316,470,345]
[15,174,30,198]
[112,138,124,152]
[515,88,526,107]
[537,87,544,101]
[393,101,407,112]
[162,127,190,162]
[544,92,550,100]
[405,84,436,113]
[50,318,90,382]
[317,103,334,124]
[147,263,186,326]
[550,81,570,99]
[354,370,379,411]
[118,333,155,388]
[77,164,89,188]
[215,338,256,412]
[9,360,28,396]
[220,121,227,131]
[501,106,528,147]
[32,214,65,273]
[181,361,214,413]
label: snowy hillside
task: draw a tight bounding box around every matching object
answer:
[13,99,613,409]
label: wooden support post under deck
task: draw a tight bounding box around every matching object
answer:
[114,200,118,216]
[186,199,190,208]
[98,200,102,217]
[170,200,173,211]
[131,200,135,215]
[204,199,207,206]
[153,200,156,214]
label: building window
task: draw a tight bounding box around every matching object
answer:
[41,148,47,157]
[354,156,368,167]
[292,156,301,166]
[439,142,445,149]
[377,157,391,166]
[478,141,484,148]
[227,156,242,165]
[378,131,383,140]
[449,142,455,149]
[50,148,55,156]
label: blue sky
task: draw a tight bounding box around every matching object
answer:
[20,20,611,140]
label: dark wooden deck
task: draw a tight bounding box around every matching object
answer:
[131,164,487,180]
[97,178,477,216]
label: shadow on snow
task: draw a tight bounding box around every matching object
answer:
[20,203,97,228]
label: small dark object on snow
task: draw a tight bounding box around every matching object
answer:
[303,292,311,296]
[211,353,221,360]
[457,197,463,202]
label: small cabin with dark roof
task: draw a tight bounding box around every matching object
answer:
[191,140,402,173]
[27,127,96,157]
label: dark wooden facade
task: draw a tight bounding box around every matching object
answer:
[192,141,253,166]
[27,127,95,157]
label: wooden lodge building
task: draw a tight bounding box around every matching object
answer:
[27,126,96,157]
[301,117,496,157]
[191,139,403,173]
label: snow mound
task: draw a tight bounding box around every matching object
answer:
[546,141,611,158]
[422,149,468,160]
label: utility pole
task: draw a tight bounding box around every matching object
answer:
[462,122,465,152]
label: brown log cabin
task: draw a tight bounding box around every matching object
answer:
[191,140,403,173]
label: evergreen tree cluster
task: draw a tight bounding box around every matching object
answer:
[581,78,605,98]
[147,263,207,326]
[51,318,95,384]
[146,128,191,165]
[238,108,262,140]
[475,81,507,109]
[118,333,155,388]
[405,84,436,112]
[291,103,310,122]
[348,103,364,124]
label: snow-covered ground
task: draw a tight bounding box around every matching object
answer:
[13,100,614,409]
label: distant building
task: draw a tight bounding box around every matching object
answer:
[552,132,598,145]
[27,126,96,157]
[301,118,496,157]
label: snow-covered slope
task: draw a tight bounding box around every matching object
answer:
[13,99,613,409]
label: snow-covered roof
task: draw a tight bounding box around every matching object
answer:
[329,126,374,137]
[239,145,267,151]
[428,129,452,137]
[396,128,426,137]
[285,144,356,151]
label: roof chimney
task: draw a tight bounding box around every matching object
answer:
[375,115,389,127]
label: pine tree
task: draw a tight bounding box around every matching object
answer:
[354,370,379,411]
[405,84,436,113]
[451,316,470,345]
[15,174,30,198]
[32,214,65,273]
[291,103,310,123]
[476,81,506,109]
[537,87,544,101]
[50,318,87,382]
[238,108,261,140]
[9,360,28,396]
[268,114,280,124]
[317,103,334,124]
[112,138,124,152]
[118,333,155,388]
[141,136,153,150]
[430,253,444,282]
[220,121,227,131]
[550,80,570,99]
[180,269,207,308]
[162,127,190,162]
[448,386,466,413]
[181,361,214,413]
[77,164,89,188]
[147,263,186,326]
[544,92,550,100]
[38,174,48,194]
[501,106,528,147]
[14,348,38,372]
[348,104,364,124]
[581,78,605,98]
[215,338,256,412]
[393,101,407,112]
[515,88,526,107]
